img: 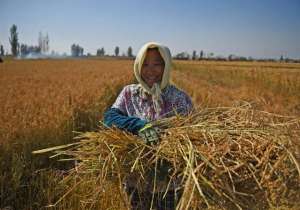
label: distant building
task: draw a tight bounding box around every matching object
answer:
[38,32,49,54]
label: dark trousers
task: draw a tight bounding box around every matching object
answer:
[126,187,181,210]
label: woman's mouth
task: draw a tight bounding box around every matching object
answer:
[148,77,157,81]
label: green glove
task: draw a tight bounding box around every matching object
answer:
[138,123,161,145]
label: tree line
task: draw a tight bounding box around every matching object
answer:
[174,50,299,63]
[95,46,133,57]
[1,24,299,63]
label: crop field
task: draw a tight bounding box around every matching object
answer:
[0,59,300,209]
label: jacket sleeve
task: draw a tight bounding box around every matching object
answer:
[173,91,194,117]
[103,108,147,134]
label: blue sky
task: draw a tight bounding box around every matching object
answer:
[1,0,300,58]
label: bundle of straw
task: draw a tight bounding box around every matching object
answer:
[33,102,300,210]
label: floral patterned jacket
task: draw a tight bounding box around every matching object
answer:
[104,84,193,134]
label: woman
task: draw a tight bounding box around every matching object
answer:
[104,42,193,209]
[104,42,193,143]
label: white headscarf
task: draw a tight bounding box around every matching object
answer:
[134,42,172,115]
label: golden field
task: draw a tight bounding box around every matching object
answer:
[0,59,300,209]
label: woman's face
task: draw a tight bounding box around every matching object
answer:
[141,48,165,88]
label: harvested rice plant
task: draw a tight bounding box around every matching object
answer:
[1,59,300,210]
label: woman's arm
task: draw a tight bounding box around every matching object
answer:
[103,108,147,134]
[174,90,194,116]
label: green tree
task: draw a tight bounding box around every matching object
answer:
[9,24,19,56]
[71,44,84,57]
[101,47,105,56]
[97,47,105,56]
[199,50,204,60]
[0,45,4,56]
[127,46,133,57]
[192,50,197,60]
[20,44,28,57]
[115,46,119,56]
[280,55,284,62]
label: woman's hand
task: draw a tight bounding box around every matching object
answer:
[138,123,161,145]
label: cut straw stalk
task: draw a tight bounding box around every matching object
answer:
[33,103,300,209]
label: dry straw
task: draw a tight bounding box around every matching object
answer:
[33,102,300,210]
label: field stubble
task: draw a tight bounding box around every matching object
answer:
[0,59,299,209]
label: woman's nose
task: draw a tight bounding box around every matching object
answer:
[145,68,159,75]
[145,64,157,68]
